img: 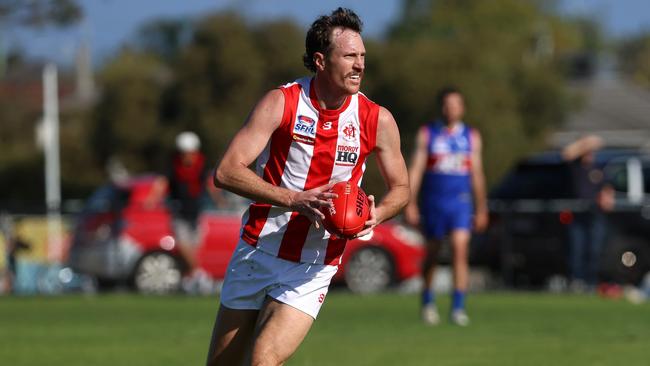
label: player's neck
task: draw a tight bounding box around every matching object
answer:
[313,75,348,110]
[442,119,462,130]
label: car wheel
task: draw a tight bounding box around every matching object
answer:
[603,236,649,285]
[344,246,394,294]
[133,252,183,294]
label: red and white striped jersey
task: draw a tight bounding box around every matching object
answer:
[239,77,380,265]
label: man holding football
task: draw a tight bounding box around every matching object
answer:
[207,8,409,366]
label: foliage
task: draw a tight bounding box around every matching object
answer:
[91,49,172,172]
[87,13,306,176]
[1,2,603,205]
[618,33,650,88]
[363,0,583,188]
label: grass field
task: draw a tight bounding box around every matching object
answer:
[0,291,648,366]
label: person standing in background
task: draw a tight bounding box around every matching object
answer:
[562,135,615,292]
[405,87,488,326]
[1,214,30,294]
[168,131,209,268]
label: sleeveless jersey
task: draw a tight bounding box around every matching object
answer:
[240,77,380,265]
[421,120,473,201]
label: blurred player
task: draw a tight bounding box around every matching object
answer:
[206,8,409,365]
[405,87,488,326]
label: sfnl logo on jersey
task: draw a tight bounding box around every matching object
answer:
[293,115,317,145]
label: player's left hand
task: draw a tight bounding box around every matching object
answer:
[290,183,338,229]
[473,210,489,233]
[353,195,377,238]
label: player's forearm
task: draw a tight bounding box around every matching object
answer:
[408,172,422,204]
[471,174,488,213]
[214,164,294,207]
[375,184,410,224]
[407,152,426,205]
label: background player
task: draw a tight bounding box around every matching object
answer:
[206,8,409,365]
[405,87,488,326]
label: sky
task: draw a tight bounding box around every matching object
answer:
[4,0,650,66]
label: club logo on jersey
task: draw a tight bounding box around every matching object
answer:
[432,136,451,153]
[431,153,471,175]
[340,121,357,142]
[293,115,317,144]
[335,144,359,166]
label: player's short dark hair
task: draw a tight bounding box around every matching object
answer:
[436,86,462,117]
[303,7,363,73]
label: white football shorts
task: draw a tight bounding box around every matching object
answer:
[220,240,339,319]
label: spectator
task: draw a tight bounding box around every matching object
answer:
[562,135,615,292]
[1,214,30,294]
[168,131,210,268]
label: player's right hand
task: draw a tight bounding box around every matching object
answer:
[289,183,338,228]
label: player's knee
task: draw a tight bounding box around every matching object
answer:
[452,252,469,265]
[422,256,435,269]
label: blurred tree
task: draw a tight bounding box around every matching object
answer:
[618,34,650,88]
[87,13,305,177]
[135,18,193,64]
[1,5,604,207]
[0,1,83,208]
[253,19,305,89]
[0,92,43,210]
[91,49,172,173]
[158,13,304,163]
[172,12,265,161]
[360,0,589,191]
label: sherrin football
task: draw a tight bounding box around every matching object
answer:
[321,181,370,238]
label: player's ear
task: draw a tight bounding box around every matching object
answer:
[314,52,326,72]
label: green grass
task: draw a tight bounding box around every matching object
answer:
[0,292,648,365]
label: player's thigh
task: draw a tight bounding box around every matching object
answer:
[251,297,314,365]
[206,304,259,366]
[421,209,447,244]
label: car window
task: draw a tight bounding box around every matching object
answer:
[83,185,129,213]
[604,162,628,193]
[491,163,573,199]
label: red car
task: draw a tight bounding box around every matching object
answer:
[68,175,424,294]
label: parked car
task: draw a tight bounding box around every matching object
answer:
[480,149,650,288]
[68,175,425,294]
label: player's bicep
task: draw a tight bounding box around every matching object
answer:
[375,107,409,188]
[220,89,285,168]
[470,129,484,174]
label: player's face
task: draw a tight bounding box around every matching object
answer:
[442,93,465,122]
[324,28,365,95]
